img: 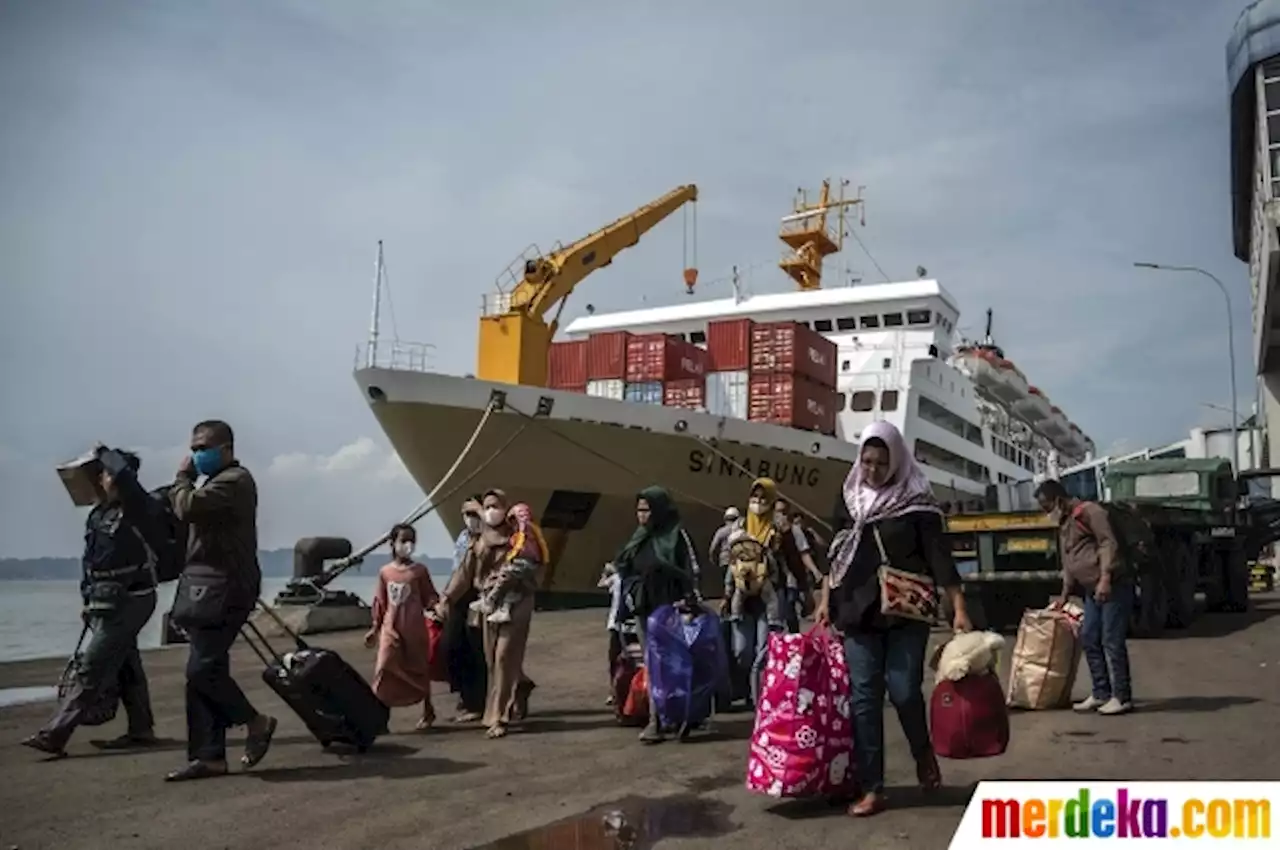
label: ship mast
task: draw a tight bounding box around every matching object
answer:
[367,240,384,369]
[778,179,865,291]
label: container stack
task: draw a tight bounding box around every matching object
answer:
[547,340,588,391]
[625,333,709,408]
[747,321,839,435]
[704,318,753,419]
[585,331,630,400]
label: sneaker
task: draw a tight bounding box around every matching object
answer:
[1097,698,1133,716]
[1072,695,1107,712]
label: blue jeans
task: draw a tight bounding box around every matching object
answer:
[731,615,771,706]
[843,622,931,793]
[1081,581,1134,704]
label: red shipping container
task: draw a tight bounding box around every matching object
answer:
[625,334,709,383]
[586,331,632,380]
[547,340,588,389]
[663,378,706,410]
[749,322,838,389]
[707,318,754,372]
[748,372,838,435]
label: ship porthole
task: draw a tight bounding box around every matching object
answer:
[367,386,387,402]
[811,442,821,454]
[674,420,688,433]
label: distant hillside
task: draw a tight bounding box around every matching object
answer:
[0,550,455,581]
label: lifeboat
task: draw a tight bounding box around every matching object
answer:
[955,347,1029,404]
[1061,422,1087,456]
[1012,384,1050,423]
[989,357,1030,405]
[1040,404,1070,440]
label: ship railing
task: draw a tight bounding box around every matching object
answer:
[481,292,515,317]
[355,340,437,372]
[778,216,842,246]
[492,240,566,293]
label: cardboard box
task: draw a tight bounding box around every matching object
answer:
[57,451,101,507]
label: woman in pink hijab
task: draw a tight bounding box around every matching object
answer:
[815,420,972,818]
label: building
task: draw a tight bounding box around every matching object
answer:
[1228,0,1280,472]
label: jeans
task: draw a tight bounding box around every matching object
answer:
[843,622,931,793]
[731,614,772,706]
[42,591,156,748]
[1081,581,1134,704]
[185,607,258,762]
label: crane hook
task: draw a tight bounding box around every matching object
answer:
[683,203,698,295]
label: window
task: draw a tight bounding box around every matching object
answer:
[690,330,707,345]
[914,438,988,483]
[882,358,892,369]
[836,316,856,331]
[928,344,939,358]
[850,391,876,411]
[1268,82,1280,113]
[907,309,931,326]
[841,359,851,371]
[814,318,833,332]
[918,395,983,445]
[859,314,880,329]
[1267,113,1280,144]
[881,390,899,411]
[883,312,904,327]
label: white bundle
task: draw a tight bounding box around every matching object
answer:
[933,631,1006,683]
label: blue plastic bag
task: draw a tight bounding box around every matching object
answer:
[644,604,729,730]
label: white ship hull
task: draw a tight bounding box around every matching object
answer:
[355,368,858,602]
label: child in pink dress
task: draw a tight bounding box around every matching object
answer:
[365,524,439,730]
[471,503,547,624]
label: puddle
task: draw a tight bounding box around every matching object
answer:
[472,795,736,850]
[0,686,58,708]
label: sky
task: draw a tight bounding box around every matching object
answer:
[0,0,1256,558]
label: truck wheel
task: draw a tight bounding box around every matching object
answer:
[1224,552,1251,613]
[1164,543,1198,629]
[1132,570,1167,638]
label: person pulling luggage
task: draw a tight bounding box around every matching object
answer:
[23,447,159,758]
[165,420,277,782]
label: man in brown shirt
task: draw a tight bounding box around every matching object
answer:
[1035,479,1134,716]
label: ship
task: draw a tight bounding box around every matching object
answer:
[353,181,1095,604]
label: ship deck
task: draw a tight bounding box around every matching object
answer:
[3,603,1277,849]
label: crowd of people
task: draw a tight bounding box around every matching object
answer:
[19,416,1133,820]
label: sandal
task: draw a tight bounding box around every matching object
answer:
[486,723,509,739]
[453,711,482,724]
[848,792,887,817]
[21,733,66,759]
[165,760,228,782]
[241,715,278,768]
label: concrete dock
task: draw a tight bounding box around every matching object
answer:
[2,600,1279,850]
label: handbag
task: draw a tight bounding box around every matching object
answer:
[872,527,939,623]
[170,564,233,629]
[57,625,119,727]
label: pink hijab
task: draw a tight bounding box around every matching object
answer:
[829,420,941,588]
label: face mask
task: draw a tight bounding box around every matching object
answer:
[748,499,768,516]
[464,515,481,533]
[483,507,505,526]
[394,541,415,560]
[1048,507,1064,525]
[192,448,223,477]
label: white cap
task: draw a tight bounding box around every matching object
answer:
[724,506,741,521]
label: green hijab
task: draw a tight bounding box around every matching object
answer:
[616,485,686,572]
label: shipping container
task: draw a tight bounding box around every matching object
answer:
[625,333,709,383]
[547,340,588,389]
[586,331,632,380]
[623,381,664,405]
[706,318,755,372]
[706,370,749,419]
[585,378,625,400]
[748,372,838,435]
[749,322,838,389]
[663,378,706,410]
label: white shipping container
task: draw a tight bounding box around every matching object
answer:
[586,379,625,400]
[706,370,749,420]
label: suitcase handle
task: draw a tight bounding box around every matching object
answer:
[240,620,282,666]
[253,598,310,652]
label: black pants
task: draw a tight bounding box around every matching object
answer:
[607,629,623,679]
[185,608,258,762]
[446,594,487,715]
[43,591,156,748]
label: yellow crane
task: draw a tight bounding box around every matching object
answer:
[477,184,699,386]
[778,178,865,291]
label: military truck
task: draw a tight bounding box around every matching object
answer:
[943,457,1280,635]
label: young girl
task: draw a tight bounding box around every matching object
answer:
[471,502,547,624]
[366,524,439,730]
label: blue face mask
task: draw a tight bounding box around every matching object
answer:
[192,448,224,477]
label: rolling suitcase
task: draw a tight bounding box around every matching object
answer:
[242,601,390,752]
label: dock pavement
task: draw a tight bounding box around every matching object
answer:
[2,599,1279,850]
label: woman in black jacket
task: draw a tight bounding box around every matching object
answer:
[816,421,972,817]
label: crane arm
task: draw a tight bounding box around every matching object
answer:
[507,184,698,320]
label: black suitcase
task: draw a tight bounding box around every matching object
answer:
[241,601,390,752]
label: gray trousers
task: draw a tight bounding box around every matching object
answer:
[43,591,156,748]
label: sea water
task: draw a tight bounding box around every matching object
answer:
[0,573,451,664]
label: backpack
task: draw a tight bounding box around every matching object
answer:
[1072,502,1153,576]
[145,486,188,583]
[727,537,769,596]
